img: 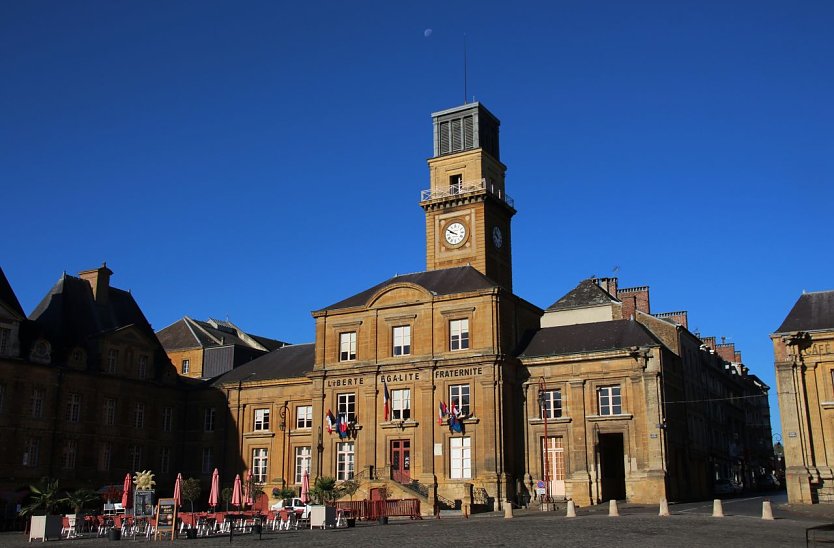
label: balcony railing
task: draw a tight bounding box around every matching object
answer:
[420,178,514,208]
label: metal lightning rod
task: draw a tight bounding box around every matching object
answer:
[463,33,468,104]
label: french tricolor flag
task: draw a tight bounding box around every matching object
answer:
[383,379,390,421]
[437,401,447,425]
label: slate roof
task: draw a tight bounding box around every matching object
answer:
[545,279,619,312]
[517,319,661,358]
[319,266,498,311]
[774,290,834,333]
[156,317,287,351]
[29,273,158,359]
[212,343,315,384]
[0,266,25,319]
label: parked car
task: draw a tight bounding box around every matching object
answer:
[713,479,736,496]
[270,497,308,512]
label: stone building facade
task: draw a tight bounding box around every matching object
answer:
[772,290,834,504]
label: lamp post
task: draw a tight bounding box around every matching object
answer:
[537,378,550,503]
[236,372,256,464]
[278,402,289,488]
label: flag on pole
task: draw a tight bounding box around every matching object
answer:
[383,379,390,421]
[338,414,349,438]
[437,401,447,425]
[326,409,336,434]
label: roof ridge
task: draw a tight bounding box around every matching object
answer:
[186,316,222,345]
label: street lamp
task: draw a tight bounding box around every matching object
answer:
[278,402,290,487]
[537,378,550,504]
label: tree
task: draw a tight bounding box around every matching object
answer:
[272,487,296,500]
[61,489,100,514]
[311,477,338,505]
[221,487,232,511]
[181,478,201,514]
[339,479,360,502]
[19,478,62,517]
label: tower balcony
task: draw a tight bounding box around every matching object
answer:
[419,178,514,209]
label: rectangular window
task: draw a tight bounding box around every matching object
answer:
[107,349,118,373]
[540,389,562,419]
[0,383,4,413]
[252,448,268,483]
[162,407,173,432]
[449,384,470,416]
[0,327,10,355]
[336,442,355,481]
[391,389,411,420]
[182,359,190,374]
[296,406,312,429]
[134,403,145,429]
[201,447,213,474]
[160,447,171,474]
[449,319,470,351]
[130,445,142,471]
[337,393,356,423]
[204,408,216,432]
[294,446,312,484]
[98,442,112,472]
[450,437,471,479]
[393,326,411,356]
[254,408,270,431]
[31,387,44,418]
[138,355,148,379]
[104,398,117,426]
[62,440,77,470]
[339,332,356,361]
[598,386,622,416]
[23,438,40,467]
[66,393,81,423]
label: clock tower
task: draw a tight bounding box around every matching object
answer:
[420,102,515,290]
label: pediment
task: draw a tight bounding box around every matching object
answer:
[367,283,432,309]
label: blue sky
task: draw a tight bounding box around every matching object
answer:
[3,1,833,437]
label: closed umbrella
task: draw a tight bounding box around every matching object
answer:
[121,473,132,509]
[300,469,310,504]
[208,468,220,509]
[244,472,254,507]
[231,474,242,509]
[173,473,183,508]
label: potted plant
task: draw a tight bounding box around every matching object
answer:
[21,478,63,541]
[376,486,389,525]
[61,488,99,536]
[339,479,360,527]
[180,478,201,539]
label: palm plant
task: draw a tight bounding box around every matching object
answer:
[312,476,338,505]
[61,488,100,514]
[19,478,62,516]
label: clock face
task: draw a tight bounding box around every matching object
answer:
[444,221,467,246]
[492,226,503,248]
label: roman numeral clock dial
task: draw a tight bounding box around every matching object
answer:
[444,221,467,247]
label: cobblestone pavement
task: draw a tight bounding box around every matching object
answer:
[6,504,833,548]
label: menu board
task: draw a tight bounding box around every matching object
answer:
[155,498,177,541]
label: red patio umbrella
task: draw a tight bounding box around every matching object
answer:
[244,472,253,507]
[300,469,310,504]
[208,468,220,509]
[121,473,132,509]
[173,473,183,508]
[231,474,242,509]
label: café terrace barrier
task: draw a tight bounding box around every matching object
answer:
[335,499,422,520]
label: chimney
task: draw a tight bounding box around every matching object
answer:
[78,263,113,304]
[595,277,619,298]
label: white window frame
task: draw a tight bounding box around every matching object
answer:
[294,446,311,484]
[391,388,411,420]
[296,406,312,429]
[449,384,470,416]
[540,389,562,419]
[104,398,117,426]
[254,408,270,431]
[160,447,171,474]
[162,407,173,432]
[138,355,148,379]
[201,447,213,474]
[204,408,216,432]
[182,359,190,374]
[99,442,112,472]
[450,437,471,479]
[31,387,44,418]
[0,327,9,355]
[337,393,356,423]
[23,438,40,467]
[0,383,4,413]
[339,332,357,361]
[63,439,77,470]
[107,349,118,373]
[67,393,81,423]
[336,441,355,481]
[393,325,411,356]
[598,385,622,416]
[252,448,268,483]
[130,445,142,471]
[134,402,145,429]
[449,319,470,351]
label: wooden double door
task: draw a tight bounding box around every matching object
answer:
[390,439,411,484]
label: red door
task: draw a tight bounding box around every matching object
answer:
[390,439,411,484]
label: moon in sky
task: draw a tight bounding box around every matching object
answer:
[424,29,432,38]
